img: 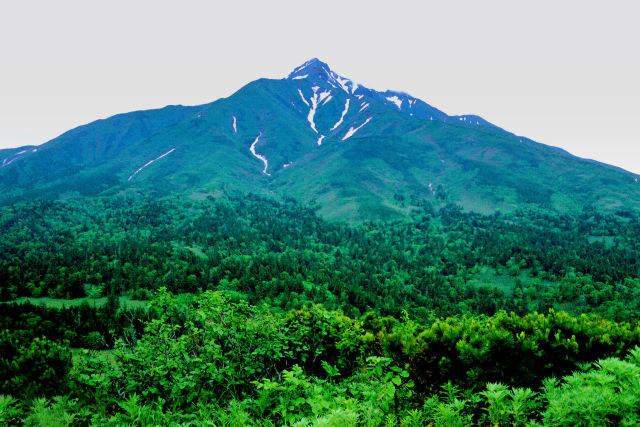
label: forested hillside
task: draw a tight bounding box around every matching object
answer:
[2,193,639,320]
[2,193,640,424]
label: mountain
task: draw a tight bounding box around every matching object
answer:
[1,58,639,220]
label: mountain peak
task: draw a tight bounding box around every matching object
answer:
[288,58,330,78]
[287,58,359,94]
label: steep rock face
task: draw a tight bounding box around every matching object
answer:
[1,59,639,221]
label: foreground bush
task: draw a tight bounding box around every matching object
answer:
[0,331,72,398]
[4,289,640,424]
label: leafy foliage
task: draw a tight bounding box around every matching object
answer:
[0,331,72,398]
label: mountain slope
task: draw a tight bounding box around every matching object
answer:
[0,105,200,203]
[1,58,639,220]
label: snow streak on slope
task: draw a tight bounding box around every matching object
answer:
[250,133,270,175]
[359,102,369,112]
[332,73,358,94]
[232,116,237,133]
[319,90,331,103]
[128,148,176,181]
[292,74,308,80]
[2,157,20,168]
[317,135,325,146]
[307,87,320,133]
[330,99,350,131]
[290,59,316,75]
[386,96,402,109]
[1,149,33,168]
[299,89,310,107]
[302,86,333,134]
[342,117,372,141]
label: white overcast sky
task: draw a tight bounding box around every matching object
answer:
[1,0,639,173]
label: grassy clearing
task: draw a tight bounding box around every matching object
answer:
[588,235,617,248]
[468,265,555,296]
[4,296,148,310]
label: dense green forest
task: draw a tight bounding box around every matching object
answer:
[2,193,640,424]
[2,193,640,320]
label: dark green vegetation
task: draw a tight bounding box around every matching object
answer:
[2,194,640,321]
[2,194,640,424]
[3,59,640,424]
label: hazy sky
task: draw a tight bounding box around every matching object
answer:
[1,0,639,173]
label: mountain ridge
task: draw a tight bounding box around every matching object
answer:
[1,58,639,221]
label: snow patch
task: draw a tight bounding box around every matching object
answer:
[298,89,310,107]
[128,147,176,181]
[232,116,237,134]
[307,87,320,133]
[333,75,351,93]
[2,149,33,168]
[330,99,350,131]
[359,102,369,112]
[1,158,16,168]
[292,74,308,80]
[331,73,358,94]
[317,135,325,145]
[386,96,402,110]
[342,117,373,141]
[249,133,270,175]
[322,95,333,105]
[355,94,364,100]
[318,90,331,103]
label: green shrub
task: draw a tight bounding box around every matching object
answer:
[543,350,640,426]
[0,331,72,398]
